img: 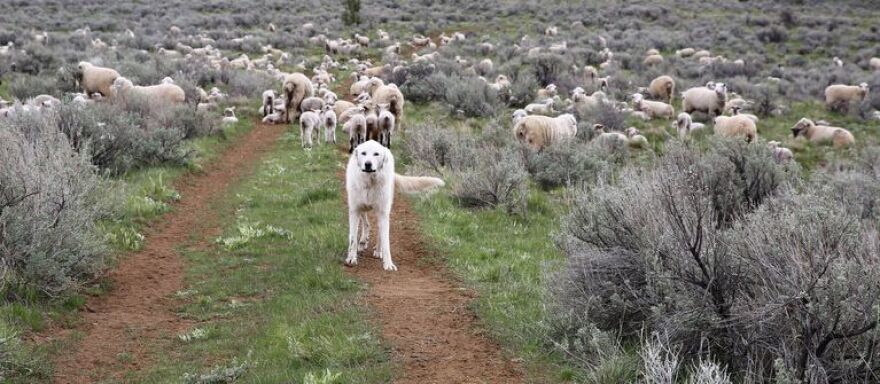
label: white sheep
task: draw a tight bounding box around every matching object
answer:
[512,109,528,126]
[537,84,558,99]
[300,110,321,149]
[591,124,629,149]
[625,127,648,149]
[76,61,120,98]
[870,57,880,71]
[693,50,711,60]
[321,104,337,144]
[300,96,325,113]
[222,107,238,125]
[262,90,277,117]
[643,54,664,66]
[791,118,855,149]
[833,56,844,67]
[638,75,675,103]
[476,59,494,76]
[767,141,794,164]
[282,73,314,122]
[524,98,555,115]
[824,83,869,111]
[674,112,706,139]
[344,113,368,152]
[489,75,510,91]
[713,115,757,142]
[377,103,396,148]
[682,82,728,118]
[160,77,174,84]
[545,26,558,36]
[514,114,578,150]
[371,83,405,127]
[262,111,285,124]
[676,48,695,58]
[111,77,186,104]
[632,93,675,119]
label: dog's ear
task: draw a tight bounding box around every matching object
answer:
[376,147,389,171]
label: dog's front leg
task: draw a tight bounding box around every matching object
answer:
[358,212,371,252]
[345,210,360,266]
[377,211,396,271]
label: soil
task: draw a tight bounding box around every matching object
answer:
[43,121,287,384]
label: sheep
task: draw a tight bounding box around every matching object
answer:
[377,29,390,41]
[262,111,285,124]
[713,115,757,142]
[674,112,706,139]
[371,83,405,127]
[344,113,368,152]
[571,91,606,113]
[524,98,555,115]
[548,41,567,54]
[76,61,120,98]
[300,110,321,149]
[692,50,711,60]
[646,48,660,56]
[111,77,186,104]
[377,103,396,148]
[833,56,844,67]
[870,57,880,71]
[729,105,759,123]
[643,54,664,66]
[28,94,61,109]
[591,124,629,149]
[489,75,510,91]
[724,96,751,114]
[300,96,325,113]
[262,90,276,117]
[321,104,338,144]
[632,93,674,119]
[514,114,577,150]
[355,33,370,47]
[222,107,238,125]
[682,82,728,118]
[537,84,558,99]
[476,59,494,76]
[676,48,695,57]
[583,65,599,86]
[625,127,649,148]
[282,73,314,122]
[791,118,855,149]
[824,83,869,111]
[767,141,794,164]
[512,109,528,126]
[207,87,227,103]
[160,77,175,84]
[545,25,558,36]
[335,100,358,122]
[638,75,675,103]
[411,35,431,48]
[198,101,218,112]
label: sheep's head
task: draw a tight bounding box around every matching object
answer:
[767,140,781,149]
[625,127,640,137]
[224,107,236,117]
[110,77,133,94]
[593,124,606,133]
[859,83,870,99]
[791,118,814,137]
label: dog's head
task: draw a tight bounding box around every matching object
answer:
[354,140,388,173]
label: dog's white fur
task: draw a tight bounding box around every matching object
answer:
[346,141,444,271]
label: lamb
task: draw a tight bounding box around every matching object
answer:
[76,61,120,98]
[262,90,277,117]
[545,26,558,36]
[674,112,706,139]
[377,103,396,148]
[354,33,370,47]
[871,57,880,71]
[489,75,510,91]
[638,75,675,103]
[476,59,494,76]
[713,115,757,142]
[571,91,607,113]
[282,73,314,122]
[591,124,629,148]
[824,83,869,111]
[300,110,321,149]
[335,100,358,122]
[365,110,380,143]
[625,127,649,148]
[632,93,674,119]
[790,117,855,149]
[524,98,555,115]
[262,111,285,124]
[537,84,558,99]
[28,94,61,109]
[321,104,337,144]
[642,54,664,66]
[692,50,711,60]
[222,107,238,125]
[767,141,794,164]
[300,96,325,113]
[344,113,368,152]
[371,83,405,127]
[323,91,338,105]
[513,114,578,150]
[682,82,728,118]
[111,77,186,104]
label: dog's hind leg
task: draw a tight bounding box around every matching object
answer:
[358,212,371,253]
[376,211,396,271]
[345,211,360,266]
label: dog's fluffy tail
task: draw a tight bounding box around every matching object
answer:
[394,174,445,194]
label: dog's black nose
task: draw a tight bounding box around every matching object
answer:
[364,162,373,171]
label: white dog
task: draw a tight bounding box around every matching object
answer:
[346,141,444,271]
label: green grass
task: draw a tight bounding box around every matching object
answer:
[410,184,581,383]
[124,133,392,383]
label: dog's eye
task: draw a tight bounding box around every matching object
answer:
[361,151,366,155]
[373,153,379,156]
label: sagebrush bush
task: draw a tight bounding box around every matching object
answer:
[402,123,478,174]
[524,141,613,189]
[451,147,528,214]
[0,111,108,297]
[443,75,500,117]
[9,74,58,100]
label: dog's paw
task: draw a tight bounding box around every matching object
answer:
[371,249,382,259]
[344,255,358,267]
[382,261,397,271]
